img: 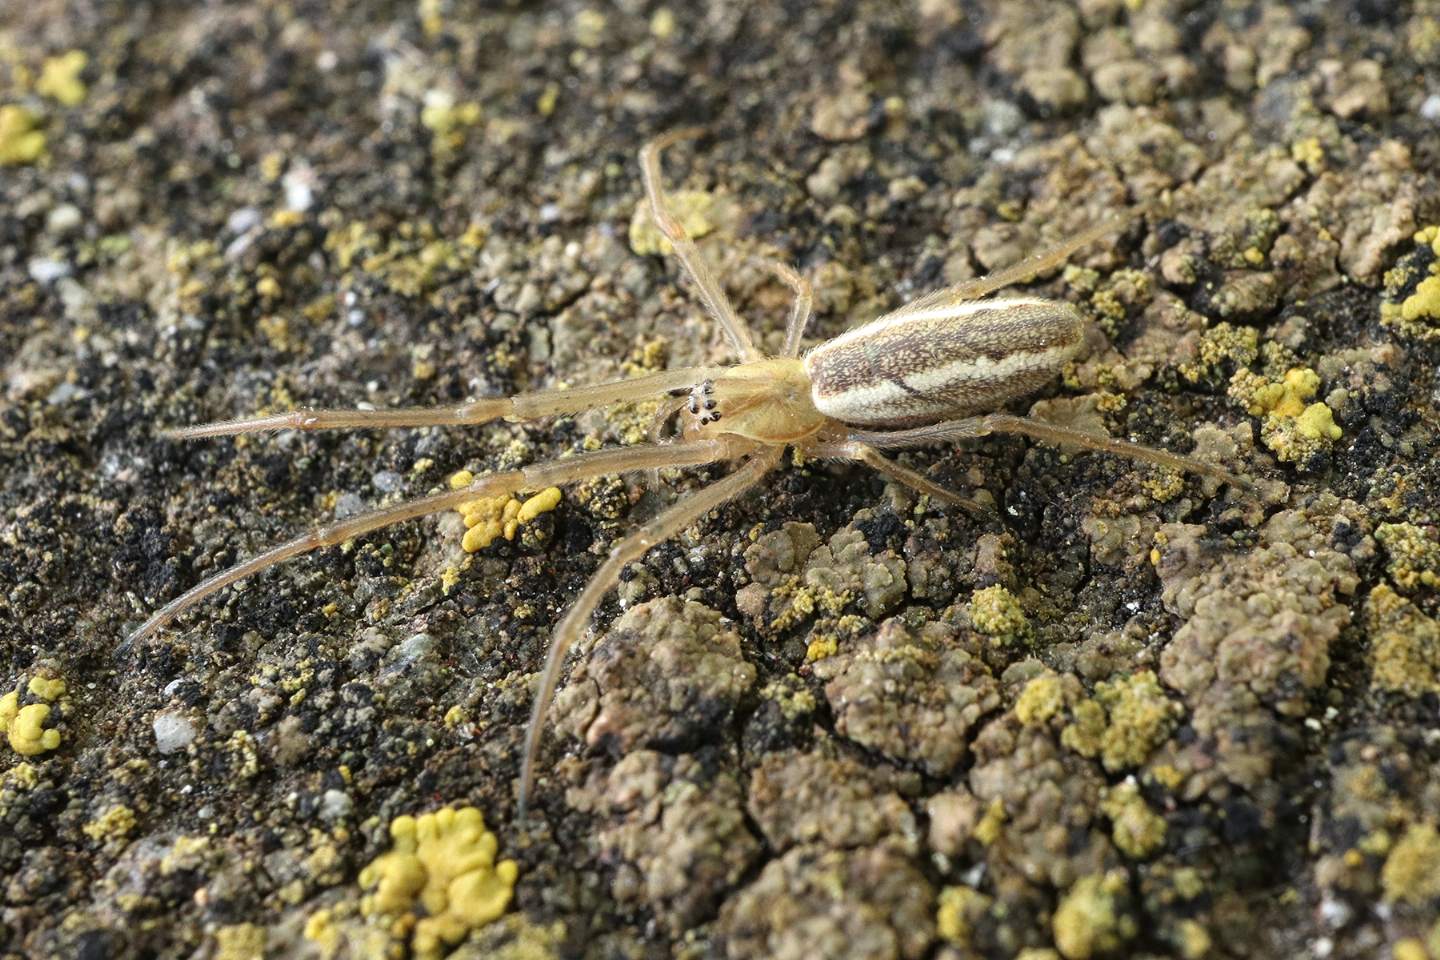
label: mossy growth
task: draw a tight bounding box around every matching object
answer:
[450,471,563,553]
[970,584,1028,645]
[1228,366,1342,464]
[1052,869,1137,960]
[0,675,67,757]
[1365,585,1440,697]
[1100,781,1167,859]
[1380,822,1440,906]
[1381,226,1440,342]
[0,105,46,166]
[1061,670,1181,773]
[1375,522,1440,593]
[359,806,519,960]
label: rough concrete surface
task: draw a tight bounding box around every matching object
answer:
[2,1,1440,958]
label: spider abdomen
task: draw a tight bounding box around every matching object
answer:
[803,297,1084,428]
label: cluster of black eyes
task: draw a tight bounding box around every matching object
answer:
[687,379,721,424]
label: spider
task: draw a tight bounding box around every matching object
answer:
[131,129,1246,819]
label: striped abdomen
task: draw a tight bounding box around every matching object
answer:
[802,297,1084,428]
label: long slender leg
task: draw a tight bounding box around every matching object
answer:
[165,367,722,439]
[804,439,990,515]
[640,129,763,362]
[129,437,755,643]
[756,259,814,358]
[517,447,782,821]
[849,414,1250,487]
[889,210,1139,318]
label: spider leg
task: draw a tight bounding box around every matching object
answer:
[128,437,755,644]
[757,259,814,359]
[888,210,1138,318]
[517,446,781,822]
[640,129,763,362]
[849,414,1250,488]
[164,367,722,439]
[805,439,991,515]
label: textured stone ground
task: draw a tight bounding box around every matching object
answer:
[2,1,1439,958]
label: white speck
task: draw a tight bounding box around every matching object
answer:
[28,258,71,284]
[152,712,197,754]
[539,203,561,223]
[283,165,317,212]
[334,493,366,518]
[1421,93,1440,121]
[46,203,83,236]
[372,470,403,493]
[317,50,338,72]
[319,789,352,821]
[46,382,83,405]
[226,207,262,234]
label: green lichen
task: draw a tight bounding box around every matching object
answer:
[1100,781,1167,859]
[1061,671,1181,773]
[1380,226,1440,342]
[1052,870,1137,959]
[1178,322,1259,383]
[1381,822,1440,906]
[970,584,1028,645]
[1375,522,1440,592]
[1015,675,1066,727]
[1364,585,1440,697]
[1228,366,1342,464]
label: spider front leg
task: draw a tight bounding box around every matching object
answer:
[640,129,763,362]
[128,437,755,643]
[165,367,722,439]
[517,447,781,821]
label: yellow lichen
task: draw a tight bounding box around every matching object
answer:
[27,676,66,701]
[1375,522,1440,592]
[452,479,563,554]
[937,885,992,945]
[1228,366,1342,463]
[1061,671,1181,773]
[970,584,1028,644]
[1381,822,1440,906]
[1365,584,1440,697]
[0,104,46,166]
[360,806,519,960]
[83,804,138,843]
[214,923,267,960]
[1100,781,1166,859]
[36,50,88,106]
[1178,322,1258,383]
[1,690,62,757]
[1052,870,1137,960]
[804,635,838,662]
[1015,675,1066,727]
[973,796,1006,846]
[1290,136,1325,173]
[1380,226,1440,341]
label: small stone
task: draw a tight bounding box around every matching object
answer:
[152,712,197,754]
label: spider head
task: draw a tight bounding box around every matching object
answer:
[682,358,830,444]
